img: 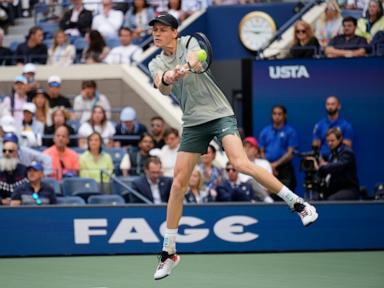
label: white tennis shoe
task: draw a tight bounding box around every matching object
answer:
[154,251,180,280]
[294,200,319,226]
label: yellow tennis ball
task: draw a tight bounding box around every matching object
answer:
[197,49,207,62]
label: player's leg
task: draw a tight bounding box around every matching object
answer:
[154,151,200,280]
[221,134,318,226]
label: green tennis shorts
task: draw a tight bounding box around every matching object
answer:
[179,115,240,154]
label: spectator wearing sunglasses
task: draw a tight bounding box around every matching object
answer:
[289,20,320,58]
[216,162,255,202]
[0,133,28,205]
[11,161,57,206]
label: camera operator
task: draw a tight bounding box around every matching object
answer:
[307,128,360,200]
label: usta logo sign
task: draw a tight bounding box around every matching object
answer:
[74,216,259,244]
[269,65,309,79]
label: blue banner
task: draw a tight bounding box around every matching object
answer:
[0,203,383,256]
[248,57,384,195]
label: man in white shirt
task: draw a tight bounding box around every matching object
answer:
[92,0,124,38]
[105,27,143,64]
[73,80,111,123]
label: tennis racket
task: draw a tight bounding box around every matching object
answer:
[180,32,213,74]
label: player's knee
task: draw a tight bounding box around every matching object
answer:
[171,178,189,196]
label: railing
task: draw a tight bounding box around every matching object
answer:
[99,169,152,204]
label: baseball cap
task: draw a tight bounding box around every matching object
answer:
[0,115,16,133]
[48,75,61,87]
[27,161,44,172]
[22,102,36,114]
[34,88,48,98]
[3,132,18,144]
[23,63,37,74]
[120,107,136,121]
[243,136,259,148]
[148,13,179,29]
[15,75,27,84]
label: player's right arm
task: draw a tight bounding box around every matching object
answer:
[154,67,187,95]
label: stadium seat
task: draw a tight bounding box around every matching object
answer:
[61,177,100,201]
[104,147,126,175]
[40,22,59,39]
[106,37,120,48]
[56,196,86,205]
[111,175,140,196]
[9,41,19,52]
[73,37,87,62]
[42,177,61,195]
[87,194,125,205]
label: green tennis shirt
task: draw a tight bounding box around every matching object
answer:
[148,36,234,128]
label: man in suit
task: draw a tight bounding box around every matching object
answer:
[59,0,93,37]
[130,157,172,204]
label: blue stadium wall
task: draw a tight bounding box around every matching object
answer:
[1,202,383,256]
[242,57,384,196]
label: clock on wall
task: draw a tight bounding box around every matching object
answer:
[239,11,277,52]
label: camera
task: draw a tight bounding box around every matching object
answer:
[295,148,325,199]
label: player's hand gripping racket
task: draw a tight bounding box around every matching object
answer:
[179,32,212,74]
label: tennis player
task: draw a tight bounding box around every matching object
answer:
[148,13,319,280]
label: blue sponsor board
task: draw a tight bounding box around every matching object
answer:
[0,202,383,256]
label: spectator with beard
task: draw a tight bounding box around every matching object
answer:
[0,133,28,205]
[149,116,166,149]
[312,96,353,160]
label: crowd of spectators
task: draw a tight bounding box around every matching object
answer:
[288,0,384,58]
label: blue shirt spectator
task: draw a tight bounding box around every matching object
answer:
[312,96,353,159]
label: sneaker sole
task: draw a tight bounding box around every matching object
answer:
[154,255,180,281]
[304,211,319,227]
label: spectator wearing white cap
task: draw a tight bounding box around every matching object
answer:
[22,63,40,101]
[3,75,29,125]
[113,106,147,148]
[73,80,111,123]
[19,102,44,147]
[47,75,73,110]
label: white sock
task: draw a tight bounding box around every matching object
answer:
[277,186,301,208]
[162,228,178,254]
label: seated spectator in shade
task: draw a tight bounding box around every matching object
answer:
[0,27,12,66]
[48,30,76,66]
[167,0,187,23]
[3,75,28,125]
[32,88,52,126]
[184,167,212,204]
[104,27,143,64]
[259,105,298,192]
[43,125,80,181]
[15,26,47,65]
[43,107,77,148]
[114,106,147,147]
[182,0,210,18]
[46,75,72,110]
[120,133,154,176]
[371,30,384,54]
[159,127,180,177]
[78,105,115,148]
[289,20,320,58]
[315,0,343,47]
[130,156,172,203]
[92,0,124,39]
[240,137,274,203]
[0,133,28,205]
[19,102,44,147]
[325,16,368,57]
[345,0,370,10]
[356,0,384,42]
[216,162,255,202]
[79,132,114,187]
[73,80,111,123]
[82,30,110,63]
[11,161,57,206]
[198,144,224,191]
[309,128,360,200]
[150,116,166,149]
[59,0,93,37]
[123,0,155,42]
